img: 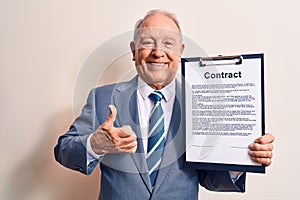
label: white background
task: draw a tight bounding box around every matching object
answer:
[1,0,299,199]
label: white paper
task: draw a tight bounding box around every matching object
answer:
[185,57,263,166]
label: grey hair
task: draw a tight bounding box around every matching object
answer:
[133,9,182,42]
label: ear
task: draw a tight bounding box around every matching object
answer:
[130,41,136,61]
[179,43,185,55]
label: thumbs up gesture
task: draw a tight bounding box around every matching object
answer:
[90,105,137,154]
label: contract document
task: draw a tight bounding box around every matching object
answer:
[182,54,265,173]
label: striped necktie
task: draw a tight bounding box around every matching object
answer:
[146,90,166,188]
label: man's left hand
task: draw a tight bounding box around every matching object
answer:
[248,133,275,166]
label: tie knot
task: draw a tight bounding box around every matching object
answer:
[149,91,164,104]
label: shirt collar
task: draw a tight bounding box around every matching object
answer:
[137,77,176,102]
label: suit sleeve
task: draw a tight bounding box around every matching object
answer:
[199,170,246,192]
[54,89,100,175]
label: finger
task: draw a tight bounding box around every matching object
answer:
[119,125,136,138]
[117,140,137,153]
[101,105,117,130]
[248,150,273,159]
[254,133,275,144]
[100,140,137,154]
[92,129,137,154]
[250,157,272,166]
[124,145,137,153]
[97,137,134,154]
[110,133,137,147]
[104,129,136,144]
[248,143,273,151]
[94,137,134,154]
[102,140,137,154]
[102,125,136,146]
[108,143,137,153]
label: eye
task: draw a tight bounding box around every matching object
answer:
[140,38,155,48]
[163,39,176,48]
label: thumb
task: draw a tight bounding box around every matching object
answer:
[254,133,275,144]
[102,105,117,129]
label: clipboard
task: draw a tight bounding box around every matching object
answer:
[181,53,265,173]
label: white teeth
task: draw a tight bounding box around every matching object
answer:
[148,62,165,66]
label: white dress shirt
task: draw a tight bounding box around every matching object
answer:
[136,77,176,153]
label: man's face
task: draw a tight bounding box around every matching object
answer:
[130,14,184,89]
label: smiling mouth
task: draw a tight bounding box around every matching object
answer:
[146,62,168,69]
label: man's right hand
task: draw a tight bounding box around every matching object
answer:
[90,105,137,154]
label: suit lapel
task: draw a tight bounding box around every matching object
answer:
[112,77,152,192]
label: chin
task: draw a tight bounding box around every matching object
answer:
[149,79,172,87]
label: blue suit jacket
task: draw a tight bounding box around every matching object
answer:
[54,76,245,200]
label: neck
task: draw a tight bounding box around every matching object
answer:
[148,83,165,90]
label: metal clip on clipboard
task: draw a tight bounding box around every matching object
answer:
[199,55,243,67]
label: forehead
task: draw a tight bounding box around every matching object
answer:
[138,13,180,33]
[136,27,181,41]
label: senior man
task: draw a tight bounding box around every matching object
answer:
[54,9,274,200]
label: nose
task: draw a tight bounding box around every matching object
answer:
[151,47,165,58]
